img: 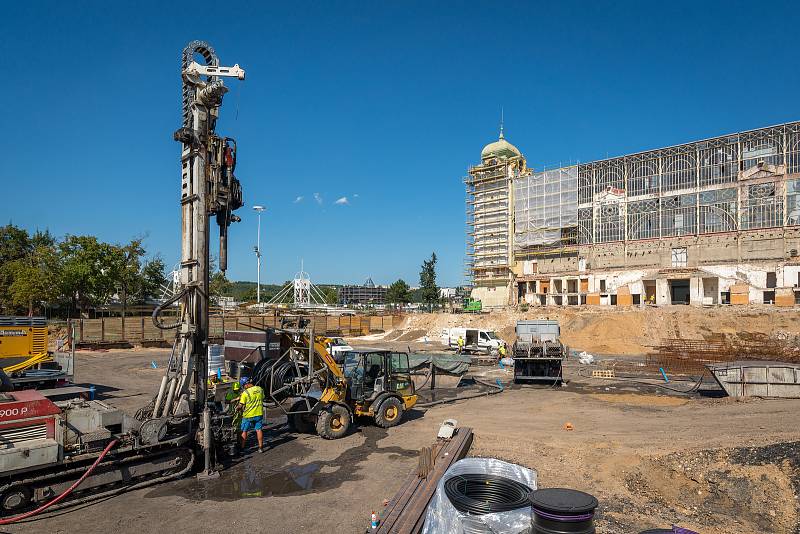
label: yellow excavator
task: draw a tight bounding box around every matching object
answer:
[249,320,417,439]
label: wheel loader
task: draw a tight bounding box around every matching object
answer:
[249,322,417,439]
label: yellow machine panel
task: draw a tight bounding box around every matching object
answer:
[0,317,48,370]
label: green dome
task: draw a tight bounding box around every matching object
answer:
[481,132,521,160]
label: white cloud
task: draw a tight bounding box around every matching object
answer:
[293,196,304,203]
[334,197,349,205]
[353,193,359,198]
[313,192,323,205]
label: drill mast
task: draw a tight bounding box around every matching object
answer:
[153,40,245,477]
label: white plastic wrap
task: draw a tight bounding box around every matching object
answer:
[422,458,537,534]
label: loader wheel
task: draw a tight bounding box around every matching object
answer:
[374,397,404,428]
[288,401,316,434]
[316,405,351,440]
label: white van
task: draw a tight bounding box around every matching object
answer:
[445,327,503,354]
[325,337,354,363]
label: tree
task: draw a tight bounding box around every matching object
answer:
[0,224,33,313]
[386,279,411,306]
[7,241,60,315]
[59,235,121,317]
[210,270,232,300]
[240,286,258,303]
[111,238,146,324]
[139,257,168,303]
[319,286,339,305]
[419,252,439,308]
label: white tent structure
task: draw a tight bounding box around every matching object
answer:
[265,262,329,308]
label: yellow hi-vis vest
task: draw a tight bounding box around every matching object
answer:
[239,386,264,418]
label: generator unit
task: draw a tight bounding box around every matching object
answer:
[0,317,47,365]
[512,320,568,383]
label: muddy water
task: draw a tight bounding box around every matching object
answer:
[146,425,418,502]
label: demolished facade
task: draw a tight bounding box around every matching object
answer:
[465,122,800,307]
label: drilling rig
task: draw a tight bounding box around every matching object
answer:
[152,39,245,479]
[0,41,244,518]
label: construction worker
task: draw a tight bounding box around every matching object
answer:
[498,342,507,359]
[238,377,266,453]
[457,335,465,355]
[226,380,241,404]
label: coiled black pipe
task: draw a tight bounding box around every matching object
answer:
[444,474,532,515]
[251,358,302,401]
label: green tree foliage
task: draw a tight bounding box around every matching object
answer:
[318,286,339,305]
[58,235,122,316]
[419,252,439,306]
[113,238,146,314]
[7,240,60,315]
[210,270,232,299]
[139,257,168,303]
[386,279,411,305]
[0,224,35,313]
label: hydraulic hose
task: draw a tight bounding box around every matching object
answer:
[152,288,189,330]
[444,473,532,515]
[415,378,504,408]
[0,439,119,524]
[577,367,708,394]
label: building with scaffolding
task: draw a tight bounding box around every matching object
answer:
[465,121,800,307]
[338,278,387,306]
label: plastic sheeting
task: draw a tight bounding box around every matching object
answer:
[422,458,537,534]
[514,166,578,250]
[409,353,472,375]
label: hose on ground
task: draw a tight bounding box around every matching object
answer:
[415,377,504,408]
[444,473,532,515]
[0,439,119,524]
[577,367,708,394]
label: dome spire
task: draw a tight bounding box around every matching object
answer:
[481,107,521,160]
[499,106,505,139]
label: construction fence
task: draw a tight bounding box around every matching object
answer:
[66,314,399,345]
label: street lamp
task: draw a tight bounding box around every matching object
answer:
[253,205,266,305]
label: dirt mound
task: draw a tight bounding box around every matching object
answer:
[622,442,800,533]
[395,329,427,342]
[396,307,800,356]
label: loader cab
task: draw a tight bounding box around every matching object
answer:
[341,349,415,402]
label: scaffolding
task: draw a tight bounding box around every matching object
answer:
[465,159,516,284]
[514,166,578,251]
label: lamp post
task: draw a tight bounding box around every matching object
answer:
[253,205,265,305]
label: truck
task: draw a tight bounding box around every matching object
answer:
[512,320,568,383]
[444,327,503,355]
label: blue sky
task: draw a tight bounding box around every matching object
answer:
[2,1,799,286]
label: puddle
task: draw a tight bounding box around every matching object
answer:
[146,425,418,502]
[209,463,321,499]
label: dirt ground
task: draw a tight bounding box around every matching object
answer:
[396,306,800,356]
[5,341,800,534]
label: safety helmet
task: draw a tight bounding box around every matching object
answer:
[239,376,250,387]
